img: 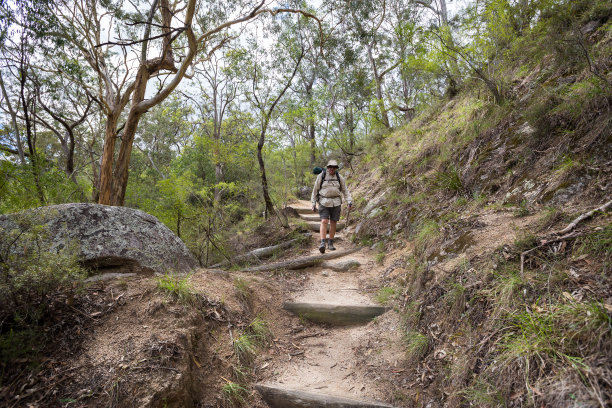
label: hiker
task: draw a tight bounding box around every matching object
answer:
[311,160,353,253]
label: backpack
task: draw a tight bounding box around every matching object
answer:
[314,167,343,200]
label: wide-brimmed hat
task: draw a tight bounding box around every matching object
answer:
[326,159,339,168]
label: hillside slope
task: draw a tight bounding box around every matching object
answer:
[342,8,612,408]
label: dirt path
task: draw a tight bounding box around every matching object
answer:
[255,200,398,407]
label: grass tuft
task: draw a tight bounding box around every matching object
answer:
[248,315,271,345]
[375,287,397,304]
[233,277,251,303]
[233,333,257,365]
[405,331,429,363]
[156,273,194,304]
[222,381,248,406]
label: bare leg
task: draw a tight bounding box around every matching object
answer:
[320,218,329,241]
[329,220,337,240]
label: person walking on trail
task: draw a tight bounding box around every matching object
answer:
[311,160,353,253]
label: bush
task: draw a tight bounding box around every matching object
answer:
[0,219,86,364]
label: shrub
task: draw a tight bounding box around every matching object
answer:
[0,220,87,364]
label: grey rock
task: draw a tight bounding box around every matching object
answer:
[298,186,311,200]
[321,270,330,277]
[363,189,388,215]
[321,259,361,272]
[369,208,383,217]
[0,203,198,274]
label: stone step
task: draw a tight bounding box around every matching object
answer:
[283,302,387,326]
[255,384,395,408]
[291,206,314,214]
[304,221,345,232]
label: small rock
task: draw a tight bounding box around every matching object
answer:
[321,271,330,277]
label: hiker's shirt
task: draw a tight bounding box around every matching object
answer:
[311,171,352,208]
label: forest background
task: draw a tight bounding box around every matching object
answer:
[0,0,607,267]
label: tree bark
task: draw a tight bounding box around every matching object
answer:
[98,111,120,205]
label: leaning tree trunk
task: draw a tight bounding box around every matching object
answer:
[367,44,390,130]
[257,123,275,219]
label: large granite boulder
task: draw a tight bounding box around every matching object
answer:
[0,204,198,274]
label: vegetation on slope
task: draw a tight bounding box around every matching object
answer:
[346,1,611,406]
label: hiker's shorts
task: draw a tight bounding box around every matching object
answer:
[319,205,341,222]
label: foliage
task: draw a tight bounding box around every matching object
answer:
[248,315,271,345]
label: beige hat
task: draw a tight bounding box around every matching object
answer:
[326,159,339,168]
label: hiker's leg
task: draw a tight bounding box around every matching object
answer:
[320,218,329,241]
[329,220,337,240]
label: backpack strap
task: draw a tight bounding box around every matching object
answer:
[318,171,342,193]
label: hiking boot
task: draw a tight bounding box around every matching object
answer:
[327,240,336,251]
[319,240,326,254]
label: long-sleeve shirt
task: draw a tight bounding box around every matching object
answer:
[311,170,352,208]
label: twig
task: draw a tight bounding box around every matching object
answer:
[555,199,612,235]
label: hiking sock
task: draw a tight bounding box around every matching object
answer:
[328,239,336,251]
[319,239,326,254]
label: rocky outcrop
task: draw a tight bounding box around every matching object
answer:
[0,204,198,274]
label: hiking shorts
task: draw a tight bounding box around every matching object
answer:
[319,205,341,222]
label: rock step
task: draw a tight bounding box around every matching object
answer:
[291,206,315,214]
[304,221,345,232]
[255,384,395,408]
[299,214,321,222]
[283,302,387,326]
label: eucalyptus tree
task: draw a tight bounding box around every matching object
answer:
[0,0,52,204]
[338,0,405,130]
[242,15,307,218]
[190,51,243,203]
[43,0,319,206]
[33,72,94,186]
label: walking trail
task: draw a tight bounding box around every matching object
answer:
[255,200,399,408]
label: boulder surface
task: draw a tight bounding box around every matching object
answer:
[0,204,198,274]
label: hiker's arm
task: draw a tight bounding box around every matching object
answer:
[340,176,353,206]
[311,173,322,210]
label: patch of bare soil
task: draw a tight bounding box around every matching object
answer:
[0,266,287,408]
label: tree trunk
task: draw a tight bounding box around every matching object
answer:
[367,44,390,130]
[110,66,151,206]
[19,68,45,204]
[257,123,275,218]
[98,111,120,205]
